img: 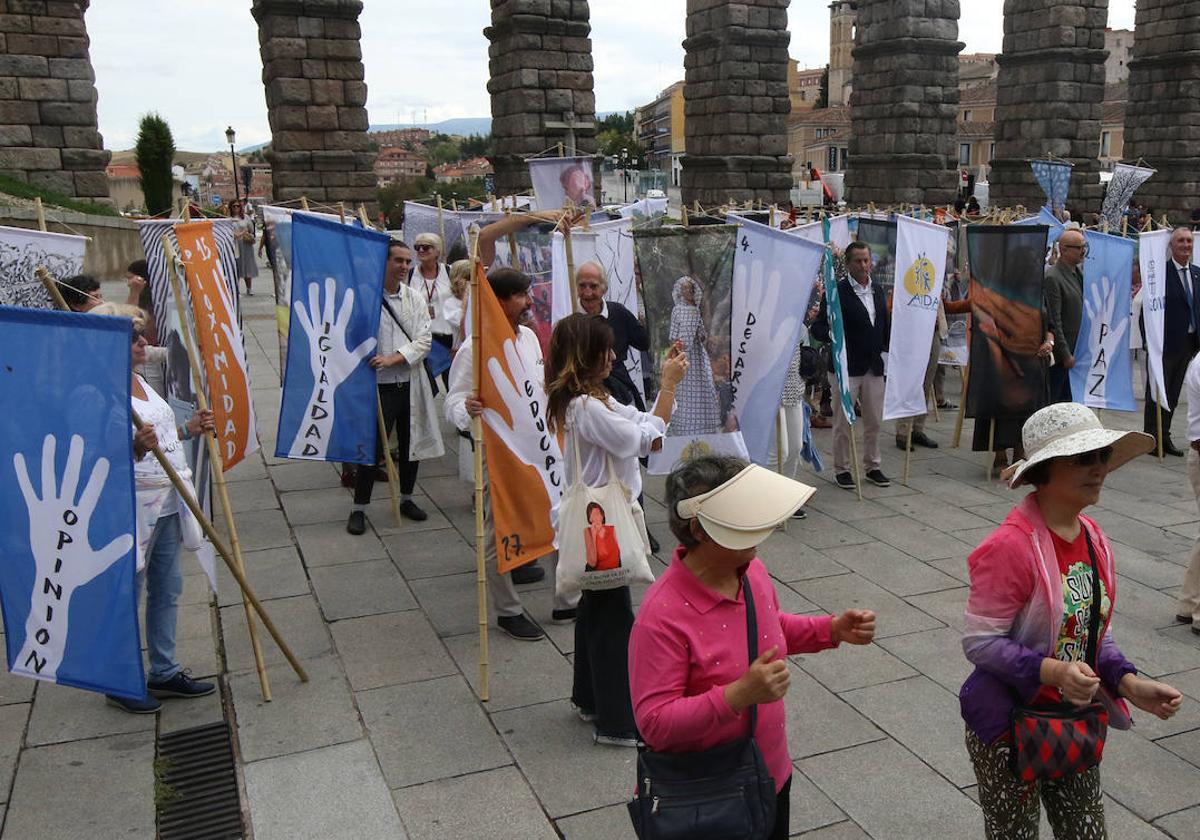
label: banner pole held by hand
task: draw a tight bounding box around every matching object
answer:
[377,395,403,527]
[470,253,491,702]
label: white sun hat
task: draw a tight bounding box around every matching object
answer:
[675,464,816,550]
[1005,403,1154,488]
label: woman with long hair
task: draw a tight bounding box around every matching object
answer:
[545,313,687,746]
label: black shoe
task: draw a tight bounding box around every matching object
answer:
[865,469,891,488]
[1177,614,1194,624]
[106,693,161,714]
[346,510,366,535]
[911,431,939,449]
[936,400,956,410]
[895,437,913,452]
[1163,440,1185,457]
[511,563,546,585]
[497,613,545,641]
[835,471,856,490]
[399,499,428,521]
[647,532,661,554]
[551,607,577,624]
[147,671,215,699]
[792,508,807,519]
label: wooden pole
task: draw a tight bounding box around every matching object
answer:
[563,224,579,314]
[903,424,914,487]
[451,198,459,212]
[436,193,446,250]
[34,196,46,232]
[357,204,371,228]
[986,418,996,481]
[849,423,863,502]
[36,266,68,309]
[469,229,490,701]
[376,395,403,526]
[929,384,940,424]
[952,362,971,448]
[1156,401,1165,461]
[300,196,310,212]
[557,142,564,158]
[162,236,272,701]
[337,201,346,224]
[681,206,690,228]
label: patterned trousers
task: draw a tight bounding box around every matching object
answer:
[966,728,1107,839]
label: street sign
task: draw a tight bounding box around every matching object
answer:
[211,194,222,207]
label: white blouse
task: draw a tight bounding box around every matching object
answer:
[408,263,454,336]
[131,376,188,514]
[564,394,666,501]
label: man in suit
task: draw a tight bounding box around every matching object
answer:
[1044,228,1087,403]
[812,241,892,490]
[1145,226,1200,456]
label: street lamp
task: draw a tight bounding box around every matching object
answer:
[618,147,640,202]
[225,126,240,204]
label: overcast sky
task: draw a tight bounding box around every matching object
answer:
[88,0,1138,151]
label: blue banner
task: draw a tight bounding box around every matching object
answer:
[823,218,856,426]
[1031,160,1072,212]
[277,215,389,464]
[0,307,144,699]
[1070,231,1135,411]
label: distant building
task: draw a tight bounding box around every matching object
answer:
[375,146,426,185]
[828,1,856,107]
[634,81,685,185]
[790,62,825,111]
[433,156,493,183]
[789,106,851,180]
[1105,28,1134,85]
[106,161,187,214]
[370,127,434,148]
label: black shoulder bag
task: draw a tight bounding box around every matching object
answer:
[1009,527,1110,783]
[627,580,777,840]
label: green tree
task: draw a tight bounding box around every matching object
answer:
[425,139,463,167]
[597,111,635,135]
[135,113,176,215]
[459,133,494,158]
[815,66,829,109]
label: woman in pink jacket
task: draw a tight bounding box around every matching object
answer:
[961,403,1182,838]
[629,454,876,839]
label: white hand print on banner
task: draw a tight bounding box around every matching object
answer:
[1082,275,1129,404]
[288,277,376,459]
[481,338,564,526]
[12,434,134,680]
[731,258,798,448]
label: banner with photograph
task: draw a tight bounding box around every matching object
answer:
[1070,230,1135,410]
[729,216,825,465]
[1138,229,1171,409]
[528,156,596,210]
[884,217,950,421]
[633,225,748,473]
[277,215,388,463]
[174,220,260,469]
[964,225,1050,420]
[855,217,898,292]
[939,220,968,367]
[0,225,87,309]
[0,307,144,700]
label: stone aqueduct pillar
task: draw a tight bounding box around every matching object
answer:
[0,0,110,201]
[1122,0,1200,222]
[484,0,597,198]
[250,0,376,209]
[680,0,793,209]
[844,0,963,207]
[988,0,1109,211]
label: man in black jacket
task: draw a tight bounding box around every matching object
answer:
[1145,226,1200,455]
[811,241,892,490]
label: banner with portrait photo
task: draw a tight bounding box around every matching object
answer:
[277,214,388,464]
[729,216,825,465]
[939,220,969,367]
[964,225,1050,421]
[0,307,144,700]
[632,225,748,473]
[855,217,898,292]
[1069,230,1135,411]
[528,156,596,211]
[0,225,86,309]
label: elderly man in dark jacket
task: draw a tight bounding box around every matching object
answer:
[1044,227,1086,403]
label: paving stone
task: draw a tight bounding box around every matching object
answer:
[787,510,877,551]
[800,739,981,840]
[0,703,28,801]
[1159,623,1200,652]
[220,594,333,673]
[795,822,872,839]
[841,676,975,787]
[359,674,510,788]
[786,664,885,760]
[224,452,270,482]
[789,767,847,835]
[1168,667,1200,700]
[294,519,389,567]
[392,766,557,840]
[158,685,224,735]
[904,473,1007,507]
[1159,728,1200,768]
[1113,575,1188,630]
[330,610,455,691]
[310,559,417,620]
[1102,795,1177,839]
[245,739,407,840]
[876,627,973,693]
[215,507,292,552]
[267,459,344,492]
[854,515,975,563]
[554,804,637,839]
[382,526,476,580]
[222,477,280,513]
[792,574,945,639]
[1110,541,1194,589]
[1097,487,1200,528]
[231,655,362,762]
[0,667,35,706]
[904,586,969,631]
[1154,804,1200,839]
[493,698,638,818]
[279,486,354,525]
[758,535,849,582]
[1106,620,1200,678]
[1090,510,1193,558]
[1102,729,1200,819]
[217,545,311,607]
[806,485,898,522]
[795,640,916,693]
[878,496,996,532]
[369,492,452,536]
[927,556,972,584]
[821,542,960,597]
[445,631,572,711]
[961,501,1014,525]
[3,732,156,840]
[174,629,220,678]
[25,681,155,747]
[408,571,482,637]
[180,570,218,606]
[775,580,822,615]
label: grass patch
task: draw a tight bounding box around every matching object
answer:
[0,171,119,217]
[153,755,183,812]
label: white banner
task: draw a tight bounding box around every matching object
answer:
[883,216,950,422]
[0,225,86,309]
[402,201,465,256]
[788,215,851,251]
[1139,229,1172,409]
[729,216,826,465]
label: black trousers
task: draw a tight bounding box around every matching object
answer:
[1144,337,1199,442]
[354,382,418,504]
[1048,364,1073,404]
[572,586,637,737]
[768,775,793,840]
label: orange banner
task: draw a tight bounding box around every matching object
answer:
[174,221,259,470]
[475,262,562,573]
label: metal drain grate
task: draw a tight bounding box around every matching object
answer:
[157,721,245,840]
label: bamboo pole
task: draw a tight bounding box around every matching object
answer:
[1156,401,1165,461]
[34,196,46,232]
[357,204,371,229]
[952,362,971,448]
[436,193,446,250]
[338,202,346,224]
[681,206,689,228]
[849,423,863,502]
[300,196,310,212]
[557,142,564,158]
[903,424,913,487]
[929,384,940,424]
[987,418,996,481]
[37,268,308,682]
[376,395,403,526]
[162,236,271,701]
[563,224,579,314]
[469,229,490,702]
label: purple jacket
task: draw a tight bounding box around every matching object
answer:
[960,493,1136,743]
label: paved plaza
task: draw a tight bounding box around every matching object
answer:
[3,275,1200,839]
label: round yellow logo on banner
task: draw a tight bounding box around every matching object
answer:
[903,254,937,297]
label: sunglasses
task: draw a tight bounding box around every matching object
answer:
[1070,446,1113,467]
[414,243,436,252]
[131,328,145,343]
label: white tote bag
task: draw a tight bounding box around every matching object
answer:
[555,430,655,599]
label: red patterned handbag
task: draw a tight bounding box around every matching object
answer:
[1009,529,1110,783]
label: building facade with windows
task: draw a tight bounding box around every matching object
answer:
[634,81,685,185]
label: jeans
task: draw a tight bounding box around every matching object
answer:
[141,512,184,683]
